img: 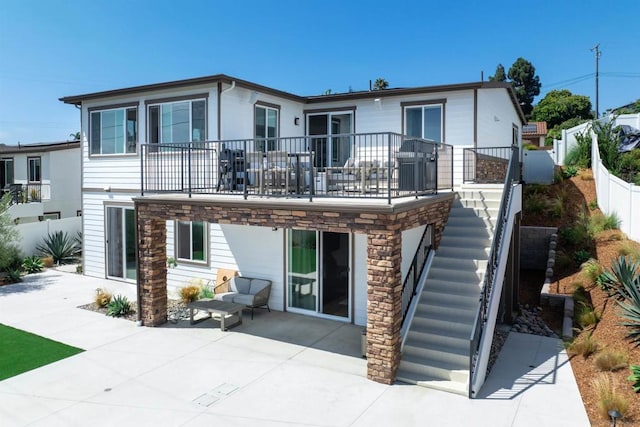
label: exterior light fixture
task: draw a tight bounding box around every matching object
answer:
[609,409,621,426]
[294,117,300,126]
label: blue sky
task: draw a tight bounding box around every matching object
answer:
[1,0,639,144]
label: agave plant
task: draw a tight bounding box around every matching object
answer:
[599,256,640,300]
[36,231,81,264]
[615,261,640,346]
[106,294,131,317]
[21,256,44,274]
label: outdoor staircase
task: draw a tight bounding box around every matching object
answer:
[397,184,503,396]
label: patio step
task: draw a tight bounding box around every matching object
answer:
[398,185,502,396]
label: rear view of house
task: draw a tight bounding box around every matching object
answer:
[61,74,523,396]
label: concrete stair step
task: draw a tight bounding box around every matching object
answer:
[415,300,478,319]
[439,235,491,249]
[430,256,488,272]
[445,215,496,230]
[410,315,474,336]
[399,354,470,382]
[395,372,469,396]
[435,245,490,260]
[405,328,471,351]
[427,267,483,286]
[403,338,469,366]
[458,198,501,210]
[426,278,482,296]
[442,225,492,239]
[419,289,480,309]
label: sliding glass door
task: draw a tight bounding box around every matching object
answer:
[287,230,350,319]
[307,112,353,169]
[106,206,136,281]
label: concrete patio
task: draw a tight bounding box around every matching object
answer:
[0,269,589,426]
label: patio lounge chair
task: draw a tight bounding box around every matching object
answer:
[213,275,272,319]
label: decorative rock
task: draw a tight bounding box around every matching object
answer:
[510,305,558,338]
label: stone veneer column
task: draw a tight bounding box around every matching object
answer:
[366,230,402,384]
[137,215,167,326]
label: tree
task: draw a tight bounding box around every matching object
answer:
[0,193,22,273]
[69,132,80,140]
[531,90,592,129]
[373,78,389,90]
[507,57,541,116]
[488,64,506,82]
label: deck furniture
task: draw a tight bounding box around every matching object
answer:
[187,299,244,331]
[213,276,272,319]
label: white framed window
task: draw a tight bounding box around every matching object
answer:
[176,221,207,263]
[404,104,444,143]
[28,157,41,182]
[255,104,278,151]
[149,99,206,144]
[90,107,137,155]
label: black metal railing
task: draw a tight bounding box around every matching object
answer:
[3,183,42,205]
[468,144,520,397]
[140,133,454,203]
[401,224,434,326]
[462,146,513,183]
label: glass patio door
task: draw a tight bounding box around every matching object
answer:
[287,230,350,319]
[307,112,352,169]
[106,206,136,281]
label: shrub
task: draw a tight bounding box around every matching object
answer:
[555,251,573,271]
[0,193,21,273]
[5,268,22,283]
[588,212,621,235]
[594,349,628,372]
[167,257,178,268]
[546,197,564,218]
[560,226,590,248]
[580,258,603,286]
[562,165,579,178]
[565,129,592,168]
[588,199,598,210]
[106,295,131,317]
[36,231,81,264]
[567,332,598,358]
[572,284,590,305]
[618,242,640,260]
[574,249,591,266]
[76,264,83,274]
[179,285,200,304]
[628,365,640,392]
[21,256,44,274]
[0,245,23,273]
[594,119,622,175]
[41,256,54,268]
[591,373,630,421]
[523,193,547,216]
[576,304,600,329]
[95,288,112,308]
[199,282,214,299]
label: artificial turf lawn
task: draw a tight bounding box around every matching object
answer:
[0,323,84,381]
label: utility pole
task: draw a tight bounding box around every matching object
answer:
[591,43,601,118]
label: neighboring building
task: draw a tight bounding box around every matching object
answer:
[0,140,81,223]
[522,121,547,147]
[61,74,524,396]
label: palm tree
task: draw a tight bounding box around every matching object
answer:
[373,78,389,90]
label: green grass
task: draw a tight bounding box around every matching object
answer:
[0,324,84,381]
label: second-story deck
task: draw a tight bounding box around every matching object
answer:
[141,133,454,204]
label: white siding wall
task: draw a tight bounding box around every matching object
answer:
[82,192,136,279]
[477,88,522,148]
[166,223,285,310]
[47,148,81,217]
[306,90,475,147]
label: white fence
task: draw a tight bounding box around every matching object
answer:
[16,216,82,256]
[592,133,640,242]
[552,113,640,166]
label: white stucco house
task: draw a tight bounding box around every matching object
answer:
[61,74,524,396]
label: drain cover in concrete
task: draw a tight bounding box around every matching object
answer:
[192,383,238,407]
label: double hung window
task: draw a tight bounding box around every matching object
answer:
[176,221,207,263]
[148,99,206,144]
[28,157,41,182]
[90,107,137,155]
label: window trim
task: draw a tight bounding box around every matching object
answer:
[401,99,446,143]
[42,211,61,220]
[147,97,208,145]
[27,156,41,183]
[1,157,14,188]
[174,220,209,265]
[88,103,139,157]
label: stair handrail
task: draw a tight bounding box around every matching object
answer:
[468,144,520,397]
[401,224,433,328]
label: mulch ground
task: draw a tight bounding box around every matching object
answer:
[522,170,640,426]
